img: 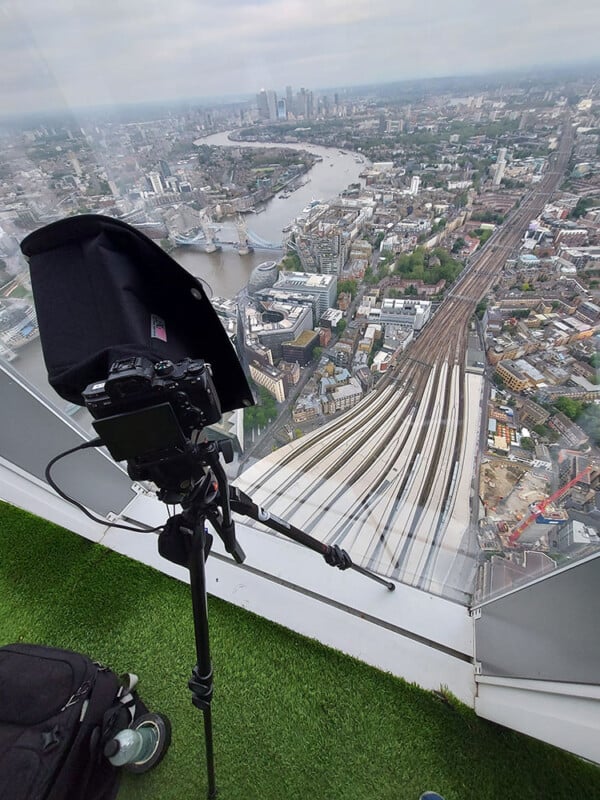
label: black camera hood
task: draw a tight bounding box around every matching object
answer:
[21,214,254,412]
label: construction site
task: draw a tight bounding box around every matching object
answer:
[477,453,599,599]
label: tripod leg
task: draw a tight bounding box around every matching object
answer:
[188,523,218,800]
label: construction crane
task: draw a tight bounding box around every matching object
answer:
[508,464,593,546]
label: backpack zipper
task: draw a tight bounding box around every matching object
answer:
[60,680,91,712]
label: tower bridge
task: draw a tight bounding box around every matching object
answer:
[173,220,281,252]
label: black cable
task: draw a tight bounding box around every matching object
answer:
[44,438,164,533]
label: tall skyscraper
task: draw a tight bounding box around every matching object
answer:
[265,90,278,121]
[257,89,278,120]
[295,88,307,118]
[286,85,294,116]
[306,90,314,119]
[295,88,313,119]
[277,99,287,120]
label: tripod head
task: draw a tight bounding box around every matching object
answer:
[157,439,246,568]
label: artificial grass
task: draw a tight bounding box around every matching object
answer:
[0,500,599,800]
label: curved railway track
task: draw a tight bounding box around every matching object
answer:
[236,120,574,602]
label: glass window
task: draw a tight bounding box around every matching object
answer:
[1,2,598,604]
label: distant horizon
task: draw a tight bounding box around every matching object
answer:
[2,1,599,118]
[2,60,600,125]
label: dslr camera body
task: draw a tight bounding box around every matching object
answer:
[82,356,222,437]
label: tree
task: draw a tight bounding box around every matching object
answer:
[554,397,584,421]
[471,210,504,224]
[336,319,347,336]
[281,252,302,271]
[570,197,600,219]
[473,228,493,245]
[373,231,385,249]
[338,279,358,298]
[452,237,466,253]
[363,267,379,286]
[243,385,278,432]
[520,437,534,451]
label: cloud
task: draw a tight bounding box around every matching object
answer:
[1,0,599,114]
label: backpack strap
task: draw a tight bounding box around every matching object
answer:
[47,667,122,800]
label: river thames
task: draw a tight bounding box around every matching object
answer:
[172,131,365,297]
[8,134,366,411]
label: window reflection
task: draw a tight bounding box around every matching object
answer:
[1,10,599,603]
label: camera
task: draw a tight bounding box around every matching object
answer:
[80,356,225,494]
[22,213,254,496]
[82,356,222,437]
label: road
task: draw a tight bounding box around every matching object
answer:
[235,120,574,603]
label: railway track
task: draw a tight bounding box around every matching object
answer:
[236,120,574,602]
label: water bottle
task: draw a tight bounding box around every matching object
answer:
[104,725,158,767]
[103,713,171,773]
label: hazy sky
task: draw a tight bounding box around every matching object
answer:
[2,0,599,114]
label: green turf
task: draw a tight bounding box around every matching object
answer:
[1,500,599,800]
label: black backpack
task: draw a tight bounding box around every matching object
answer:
[0,643,147,800]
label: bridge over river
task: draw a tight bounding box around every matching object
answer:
[174,220,282,252]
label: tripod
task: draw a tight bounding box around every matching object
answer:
[157,440,394,800]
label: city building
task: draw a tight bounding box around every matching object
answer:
[322,379,363,414]
[254,288,317,324]
[380,324,411,352]
[146,171,164,195]
[495,358,546,392]
[494,361,530,392]
[244,301,313,361]
[279,360,301,389]
[0,300,38,350]
[319,308,344,329]
[548,412,589,448]
[273,272,337,317]
[552,520,600,554]
[248,260,279,295]
[249,361,286,402]
[370,298,432,332]
[256,89,278,121]
[294,204,369,275]
[281,329,320,366]
[492,147,508,186]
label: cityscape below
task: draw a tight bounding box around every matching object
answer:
[1,68,600,604]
